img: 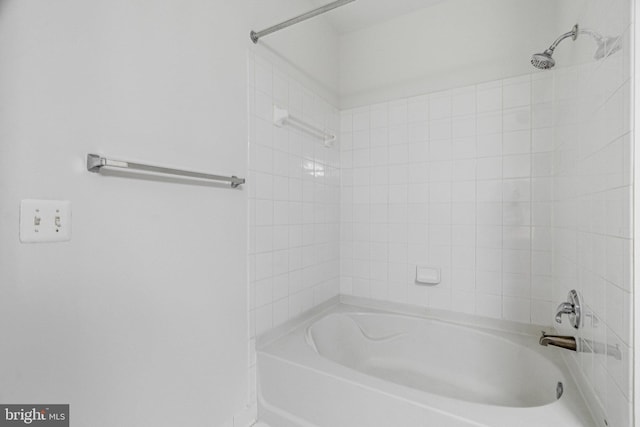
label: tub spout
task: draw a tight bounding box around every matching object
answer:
[539,331,577,351]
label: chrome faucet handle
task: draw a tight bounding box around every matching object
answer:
[555,290,582,329]
[555,302,575,323]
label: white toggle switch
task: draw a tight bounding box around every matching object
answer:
[20,200,71,243]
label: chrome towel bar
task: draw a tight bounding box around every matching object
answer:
[86,154,245,188]
[273,105,336,147]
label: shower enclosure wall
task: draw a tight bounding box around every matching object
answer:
[248,0,634,426]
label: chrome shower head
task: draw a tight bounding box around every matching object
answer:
[531,24,578,70]
[531,50,556,70]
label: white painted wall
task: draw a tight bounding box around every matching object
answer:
[635,2,640,425]
[338,0,560,108]
[0,1,250,426]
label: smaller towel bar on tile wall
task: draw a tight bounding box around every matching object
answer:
[273,105,336,147]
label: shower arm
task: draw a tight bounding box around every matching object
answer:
[546,25,613,50]
[546,24,579,53]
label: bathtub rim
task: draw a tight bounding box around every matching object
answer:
[257,295,559,351]
[256,295,598,427]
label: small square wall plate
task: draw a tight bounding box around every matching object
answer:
[19,199,71,243]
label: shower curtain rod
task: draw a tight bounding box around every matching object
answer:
[250,0,356,44]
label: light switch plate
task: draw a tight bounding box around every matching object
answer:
[20,200,72,243]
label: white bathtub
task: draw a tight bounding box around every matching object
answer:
[257,296,597,427]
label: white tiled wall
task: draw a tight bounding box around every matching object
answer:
[246,51,341,404]
[551,3,633,425]
[339,74,555,325]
